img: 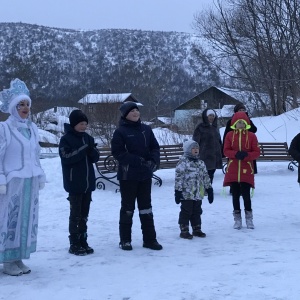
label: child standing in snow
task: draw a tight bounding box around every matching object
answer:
[59,110,99,255]
[223,111,260,229]
[175,140,213,239]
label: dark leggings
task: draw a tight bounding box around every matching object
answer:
[231,182,252,211]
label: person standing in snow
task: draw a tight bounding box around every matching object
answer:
[0,78,46,276]
[175,140,213,239]
[288,133,300,184]
[192,108,223,184]
[59,110,99,256]
[111,101,162,251]
[223,103,258,174]
[223,111,260,229]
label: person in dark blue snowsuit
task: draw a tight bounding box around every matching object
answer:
[111,101,162,251]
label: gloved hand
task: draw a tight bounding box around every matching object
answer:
[206,187,214,204]
[175,190,184,204]
[39,182,45,190]
[141,158,158,172]
[146,160,158,172]
[235,151,248,160]
[87,143,97,156]
[0,184,7,194]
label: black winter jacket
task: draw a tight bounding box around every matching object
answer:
[289,133,300,183]
[111,118,160,181]
[59,123,99,194]
[192,109,223,170]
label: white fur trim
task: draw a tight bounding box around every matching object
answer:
[8,94,31,114]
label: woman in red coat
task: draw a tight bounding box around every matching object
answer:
[223,112,260,230]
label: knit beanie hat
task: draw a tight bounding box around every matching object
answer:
[234,103,246,113]
[119,101,139,118]
[183,140,199,155]
[69,109,88,128]
[206,109,216,116]
[0,78,31,114]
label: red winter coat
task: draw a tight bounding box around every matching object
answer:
[223,112,260,188]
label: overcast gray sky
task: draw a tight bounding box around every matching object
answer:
[1,0,213,33]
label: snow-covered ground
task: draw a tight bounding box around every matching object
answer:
[2,109,300,299]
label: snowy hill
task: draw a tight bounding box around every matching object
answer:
[0,22,218,114]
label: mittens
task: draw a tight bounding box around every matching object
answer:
[174,190,184,204]
[0,184,7,195]
[206,187,214,204]
[235,151,248,160]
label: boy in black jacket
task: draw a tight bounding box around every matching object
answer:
[111,102,162,251]
[59,110,99,255]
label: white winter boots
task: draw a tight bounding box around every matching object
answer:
[233,210,254,229]
[233,210,242,229]
[3,260,31,276]
[245,210,254,229]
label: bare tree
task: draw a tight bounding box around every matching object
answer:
[193,0,300,115]
[83,101,121,147]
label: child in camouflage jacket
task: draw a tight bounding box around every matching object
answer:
[175,140,213,239]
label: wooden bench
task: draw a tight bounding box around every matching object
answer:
[222,142,297,173]
[95,147,163,192]
[159,144,183,169]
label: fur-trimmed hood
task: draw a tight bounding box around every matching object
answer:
[230,111,251,130]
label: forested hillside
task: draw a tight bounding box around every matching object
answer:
[0,22,221,118]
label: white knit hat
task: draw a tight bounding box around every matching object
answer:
[206,109,215,116]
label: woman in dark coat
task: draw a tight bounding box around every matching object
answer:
[192,108,223,184]
[111,101,162,251]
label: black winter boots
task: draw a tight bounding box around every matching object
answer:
[119,241,133,251]
[80,233,94,254]
[180,224,206,239]
[179,225,193,239]
[192,225,206,237]
[143,240,163,250]
[69,233,94,255]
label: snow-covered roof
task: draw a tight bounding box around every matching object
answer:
[78,93,132,104]
[216,87,270,106]
[150,117,173,124]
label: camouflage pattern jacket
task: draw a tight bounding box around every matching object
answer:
[175,155,212,201]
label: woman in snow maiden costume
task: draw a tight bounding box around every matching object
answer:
[59,110,99,256]
[111,101,162,251]
[175,140,213,239]
[0,78,46,276]
[223,111,260,229]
